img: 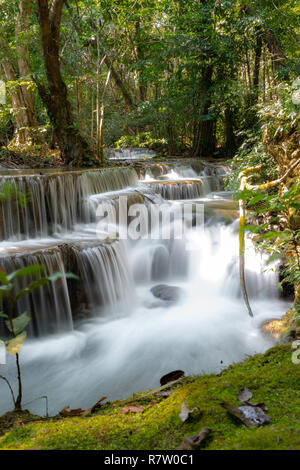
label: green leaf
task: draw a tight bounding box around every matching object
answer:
[0,284,13,297]
[7,265,45,282]
[5,312,30,336]
[237,189,253,201]
[14,278,49,304]
[47,272,79,282]
[266,252,282,265]
[0,270,8,285]
[277,282,284,293]
[248,193,265,207]
[0,312,8,319]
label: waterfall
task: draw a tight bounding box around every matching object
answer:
[0,168,138,240]
[105,147,156,160]
[85,188,147,223]
[0,248,73,337]
[144,179,206,200]
[73,241,134,313]
[200,164,228,191]
[0,160,289,416]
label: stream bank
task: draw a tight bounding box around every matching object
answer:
[0,343,299,450]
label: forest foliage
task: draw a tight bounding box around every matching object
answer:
[0,0,298,164]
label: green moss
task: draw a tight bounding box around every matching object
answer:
[0,344,299,450]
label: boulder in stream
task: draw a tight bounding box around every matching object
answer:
[151,284,184,302]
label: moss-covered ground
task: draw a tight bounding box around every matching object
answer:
[0,343,299,450]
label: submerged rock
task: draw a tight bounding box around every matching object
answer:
[151,284,183,302]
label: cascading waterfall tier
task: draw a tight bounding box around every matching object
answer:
[74,240,134,312]
[0,168,138,240]
[143,179,206,200]
[105,147,156,160]
[0,238,134,336]
[0,247,73,337]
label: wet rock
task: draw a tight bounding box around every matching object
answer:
[151,284,184,302]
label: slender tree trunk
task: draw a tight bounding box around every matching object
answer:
[91,88,94,142]
[104,56,135,109]
[135,19,147,102]
[36,0,93,165]
[14,353,23,410]
[252,26,262,103]
[97,69,111,162]
[263,29,286,76]
[224,107,236,157]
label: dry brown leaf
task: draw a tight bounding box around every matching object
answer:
[59,396,107,418]
[81,396,108,416]
[247,402,268,411]
[59,406,85,417]
[221,401,270,427]
[237,387,253,403]
[179,401,197,423]
[177,427,211,450]
[120,405,144,415]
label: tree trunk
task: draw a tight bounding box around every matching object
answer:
[0,1,42,145]
[192,114,216,157]
[16,0,42,142]
[104,56,135,109]
[192,67,216,157]
[263,30,286,76]
[37,0,93,165]
[252,26,263,103]
[1,60,30,144]
[135,19,147,103]
[224,107,236,157]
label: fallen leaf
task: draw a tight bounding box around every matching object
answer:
[81,396,107,416]
[246,402,268,411]
[221,401,270,427]
[177,427,211,450]
[238,405,271,426]
[87,397,107,413]
[120,405,144,415]
[179,401,197,423]
[160,370,184,386]
[237,387,253,403]
[59,396,108,417]
[59,406,85,417]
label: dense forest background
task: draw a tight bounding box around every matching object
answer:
[0,0,299,166]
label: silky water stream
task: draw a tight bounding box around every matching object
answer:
[0,161,289,415]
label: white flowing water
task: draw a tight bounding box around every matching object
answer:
[105,148,156,160]
[0,161,289,416]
